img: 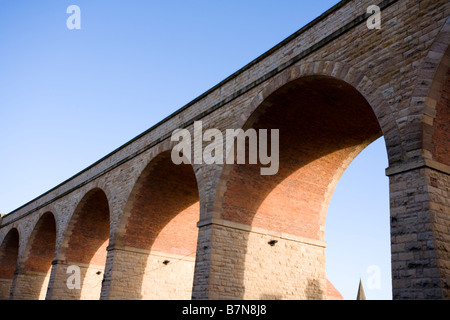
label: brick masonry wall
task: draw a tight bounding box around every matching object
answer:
[11,271,50,300]
[428,169,450,299]
[203,221,327,300]
[46,262,103,300]
[106,248,195,300]
[10,213,55,300]
[0,279,13,300]
[389,167,450,299]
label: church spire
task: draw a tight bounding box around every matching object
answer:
[356,279,366,300]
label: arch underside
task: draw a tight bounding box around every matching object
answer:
[0,229,19,300]
[11,213,56,300]
[50,188,110,300]
[427,43,450,298]
[108,151,200,300]
[216,75,383,299]
[430,46,450,167]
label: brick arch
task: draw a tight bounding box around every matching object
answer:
[22,212,57,270]
[214,61,397,221]
[417,17,450,166]
[113,140,182,246]
[106,148,200,299]
[211,65,387,299]
[431,55,450,166]
[222,74,383,237]
[11,212,56,300]
[50,187,110,300]
[243,61,401,163]
[119,150,199,254]
[0,228,19,300]
[61,188,110,263]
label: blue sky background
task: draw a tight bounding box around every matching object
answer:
[0,0,391,299]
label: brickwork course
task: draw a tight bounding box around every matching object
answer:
[0,0,449,300]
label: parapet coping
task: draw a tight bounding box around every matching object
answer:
[386,158,450,176]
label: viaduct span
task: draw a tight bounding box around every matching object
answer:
[0,0,449,300]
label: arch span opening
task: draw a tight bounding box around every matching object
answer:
[0,228,19,300]
[12,212,56,300]
[215,75,386,299]
[325,137,391,300]
[50,188,110,300]
[109,151,200,300]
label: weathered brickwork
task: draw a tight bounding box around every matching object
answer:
[428,169,450,298]
[432,69,450,166]
[0,0,449,300]
[10,212,56,300]
[0,229,19,299]
[11,271,50,300]
[46,262,104,300]
[102,151,199,299]
[199,220,327,300]
[389,167,450,299]
[106,248,195,300]
[220,76,381,241]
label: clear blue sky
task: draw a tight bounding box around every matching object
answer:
[0,0,391,299]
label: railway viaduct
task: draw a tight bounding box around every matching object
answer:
[0,0,449,300]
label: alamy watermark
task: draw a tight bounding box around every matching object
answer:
[366,264,382,290]
[65,4,380,31]
[66,5,81,30]
[66,265,81,290]
[367,5,381,30]
[171,121,279,175]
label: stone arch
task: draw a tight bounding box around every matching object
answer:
[213,61,399,220]
[209,61,392,299]
[0,228,20,300]
[416,17,450,165]
[48,187,110,300]
[104,144,200,300]
[11,212,57,300]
